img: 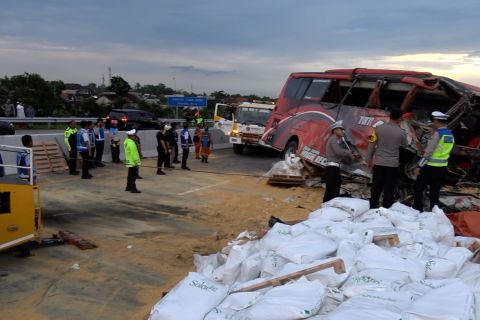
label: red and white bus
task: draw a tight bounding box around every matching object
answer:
[262,68,480,179]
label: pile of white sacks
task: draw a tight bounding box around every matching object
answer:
[149,197,480,320]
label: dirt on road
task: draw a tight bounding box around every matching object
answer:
[0,149,324,320]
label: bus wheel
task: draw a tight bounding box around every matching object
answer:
[233,144,244,154]
[283,140,298,160]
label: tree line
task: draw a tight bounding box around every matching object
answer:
[0,73,273,118]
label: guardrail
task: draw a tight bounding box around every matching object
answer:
[0,117,213,128]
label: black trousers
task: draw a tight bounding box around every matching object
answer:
[182,147,190,168]
[323,166,341,203]
[126,166,138,191]
[95,141,105,164]
[68,148,77,173]
[111,143,120,163]
[173,144,179,162]
[90,147,96,168]
[157,146,166,172]
[370,165,399,209]
[79,151,90,177]
[413,166,446,211]
[165,150,171,167]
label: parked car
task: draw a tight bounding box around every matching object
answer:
[0,121,15,135]
[105,109,159,130]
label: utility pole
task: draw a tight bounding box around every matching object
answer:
[108,67,112,84]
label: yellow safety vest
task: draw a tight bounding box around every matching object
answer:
[427,128,454,167]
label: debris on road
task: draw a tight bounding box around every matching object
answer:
[149,197,480,320]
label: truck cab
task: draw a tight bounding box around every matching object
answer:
[229,102,275,154]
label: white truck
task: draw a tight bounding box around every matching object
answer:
[228,102,275,154]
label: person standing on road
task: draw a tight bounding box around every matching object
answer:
[166,122,180,164]
[94,118,106,167]
[64,120,79,175]
[87,121,96,169]
[413,111,455,211]
[201,127,213,163]
[133,132,143,179]
[323,121,358,203]
[77,121,93,179]
[194,124,202,159]
[124,129,141,193]
[1,99,15,117]
[17,134,36,183]
[109,120,121,163]
[163,124,174,169]
[181,123,193,170]
[16,101,25,118]
[156,123,168,175]
[366,108,409,209]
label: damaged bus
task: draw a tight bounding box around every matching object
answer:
[262,68,480,192]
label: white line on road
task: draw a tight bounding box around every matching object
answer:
[178,181,228,196]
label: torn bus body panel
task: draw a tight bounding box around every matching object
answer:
[263,68,480,186]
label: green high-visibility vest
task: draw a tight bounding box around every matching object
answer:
[427,128,454,167]
[124,138,141,167]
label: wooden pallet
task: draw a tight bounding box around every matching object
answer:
[32,141,68,173]
[372,233,401,247]
[267,174,304,186]
[231,258,345,293]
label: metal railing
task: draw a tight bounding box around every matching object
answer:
[0,117,213,125]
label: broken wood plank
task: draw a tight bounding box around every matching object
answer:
[231,258,345,293]
[373,233,400,247]
[267,174,304,186]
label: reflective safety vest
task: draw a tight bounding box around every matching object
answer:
[64,127,78,151]
[77,129,89,152]
[427,128,454,167]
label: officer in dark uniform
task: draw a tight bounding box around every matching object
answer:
[64,120,79,175]
[366,108,409,209]
[323,121,357,202]
[413,111,455,211]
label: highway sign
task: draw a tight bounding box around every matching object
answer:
[167,96,208,107]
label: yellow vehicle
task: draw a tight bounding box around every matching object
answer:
[0,145,42,253]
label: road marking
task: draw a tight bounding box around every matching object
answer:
[178,181,228,196]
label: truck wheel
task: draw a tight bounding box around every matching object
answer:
[283,140,298,160]
[233,144,244,154]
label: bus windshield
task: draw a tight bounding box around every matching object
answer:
[236,108,272,126]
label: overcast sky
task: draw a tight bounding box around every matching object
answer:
[1,0,479,97]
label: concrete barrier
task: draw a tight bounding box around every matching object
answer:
[0,128,232,175]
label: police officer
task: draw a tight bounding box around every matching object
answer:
[124,129,141,193]
[366,108,409,209]
[94,118,106,167]
[166,122,180,164]
[181,123,193,170]
[77,120,93,179]
[64,120,79,175]
[87,121,96,169]
[413,111,455,211]
[323,121,357,202]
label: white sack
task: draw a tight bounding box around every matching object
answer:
[356,244,425,281]
[260,249,289,277]
[238,252,262,283]
[276,231,337,264]
[422,257,458,279]
[323,291,413,320]
[322,197,370,218]
[194,252,227,280]
[149,272,229,320]
[402,280,475,320]
[223,242,255,285]
[204,291,261,320]
[244,278,326,320]
[341,268,410,298]
[309,207,351,222]
[259,223,292,251]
